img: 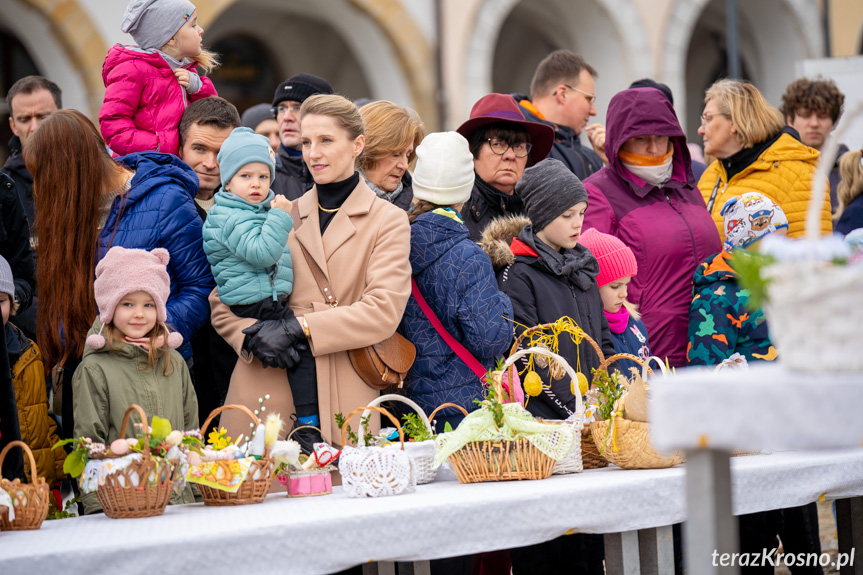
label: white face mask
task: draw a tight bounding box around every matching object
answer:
[621,155,674,186]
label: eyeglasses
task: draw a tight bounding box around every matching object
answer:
[272,103,302,119]
[487,138,532,158]
[700,113,728,126]
[563,84,596,106]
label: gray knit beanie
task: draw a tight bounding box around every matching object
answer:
[241,103,275,131]
[122,0,196,50]
[0,255,14,299]
[516,158,589,231]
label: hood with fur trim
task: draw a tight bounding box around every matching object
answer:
[479,215,531,270]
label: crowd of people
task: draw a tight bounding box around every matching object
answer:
[1,0,863,573]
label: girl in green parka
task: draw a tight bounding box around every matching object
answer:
[72,246,198,514]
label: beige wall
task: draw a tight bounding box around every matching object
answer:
[829,0,863,57]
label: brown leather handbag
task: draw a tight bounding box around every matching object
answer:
[292,205,415,389]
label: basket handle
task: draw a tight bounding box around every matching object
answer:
[503,347,584,422]
[201,404,265,456]
[597,353,653,377]
[360,395,432,444]
[340,405,405,450]
[641,356,669,382]
[0,441,38,484]
[119,404,151,458]
[427,402,470,424]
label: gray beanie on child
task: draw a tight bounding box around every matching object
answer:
[0,256,14,299]
[516,158,589,232]
[122,0,196,50]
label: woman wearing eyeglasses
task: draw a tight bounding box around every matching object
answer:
[582,87,721,369]
[697,79,832,240]
[455,93,554,241]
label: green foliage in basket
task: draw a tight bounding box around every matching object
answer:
[334,412,373,446]
[401,413,434,442]
[589,368,626,421]
[46,493,80,520]
[728,249,774,311]
[472,359,506,429]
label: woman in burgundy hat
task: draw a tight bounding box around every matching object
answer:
[457,93,554,241]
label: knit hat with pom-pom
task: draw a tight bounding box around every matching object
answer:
[578,228,637,287]
[86,246,183,350]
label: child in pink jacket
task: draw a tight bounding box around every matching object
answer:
[99,0,218,157]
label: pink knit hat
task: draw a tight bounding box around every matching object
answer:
[86,246,182,349]
[579,228,637,287]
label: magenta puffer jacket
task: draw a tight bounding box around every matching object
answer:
[99,44,217,157]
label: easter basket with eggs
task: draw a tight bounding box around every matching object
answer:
[0,441,50,530]
[433,356,575,484]
[55,404,188,519]
[589,356,684,469]
[509,320,610,471]
[189,404,278,506]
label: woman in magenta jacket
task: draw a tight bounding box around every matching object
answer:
[583,88,721,367]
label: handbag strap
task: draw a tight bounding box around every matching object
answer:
[292,201,338,307]
[410,277,487,380]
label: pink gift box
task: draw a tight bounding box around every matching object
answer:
[278,467,334,497]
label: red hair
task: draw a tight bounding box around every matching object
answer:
[23,110,126,369]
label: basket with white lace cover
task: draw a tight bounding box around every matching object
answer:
[339,405,416,498]
[434,348,576,484]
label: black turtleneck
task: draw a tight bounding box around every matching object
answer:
[721,127,798,181]
[317,171,359,234]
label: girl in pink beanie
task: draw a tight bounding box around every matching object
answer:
[71,246,198,515]
[579,228,651,374]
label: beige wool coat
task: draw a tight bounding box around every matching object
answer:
[210,178,411,445]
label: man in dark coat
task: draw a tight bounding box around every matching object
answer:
[270,73,333,200]
[177,97,241,425]
[1,76,62,338]
[512,50,605,181]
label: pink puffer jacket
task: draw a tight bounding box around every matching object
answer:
[99,44,217,157]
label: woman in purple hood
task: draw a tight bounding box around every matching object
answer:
[583,88,721,368]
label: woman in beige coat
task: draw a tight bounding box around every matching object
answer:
[210,94,411,446]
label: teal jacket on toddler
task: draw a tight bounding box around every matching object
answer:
[202,189,293,305]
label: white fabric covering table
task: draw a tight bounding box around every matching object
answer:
[2,450,862,575]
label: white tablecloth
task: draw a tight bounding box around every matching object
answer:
[2,450,862,575]
[650,363,863,451]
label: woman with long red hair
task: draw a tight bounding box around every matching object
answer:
[23,109,212,437]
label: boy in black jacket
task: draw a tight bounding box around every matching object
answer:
[481,158,614,575]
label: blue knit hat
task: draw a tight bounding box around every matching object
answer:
[217,127,276,187]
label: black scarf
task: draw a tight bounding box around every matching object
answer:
[517,225,599,291]
[475,173,524,216]
[721,127,797,181]
[317,171,359,234]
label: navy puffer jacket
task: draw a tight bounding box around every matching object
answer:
[399,211,513,421]
[100,152,215,355]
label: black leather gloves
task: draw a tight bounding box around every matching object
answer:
[242,310,307,370]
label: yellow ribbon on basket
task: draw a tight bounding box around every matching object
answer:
[610,411,622,453]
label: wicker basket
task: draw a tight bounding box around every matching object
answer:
[0,441,50,530]
[197,405,274,506]
[95,404,177,519]
[444,348,575,484]
[339,405,416,498]
[361,395,438,485]
[509,323,607,470]
[275,423,334,497]
[590,356,684,470]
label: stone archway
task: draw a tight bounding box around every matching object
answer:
[663,0,823,135]
[14,0,107,117]
[199,0,435,129]
[462,0,652,126]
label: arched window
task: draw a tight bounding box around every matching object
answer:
[208,35,282,114]
[0,29,40,162]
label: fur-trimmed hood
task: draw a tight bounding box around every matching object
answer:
[479,215,531,270]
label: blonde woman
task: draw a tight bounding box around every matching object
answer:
[697,79,832,240]
[358,101,425,210]
[210,95,411,447]
[835,149,863,235]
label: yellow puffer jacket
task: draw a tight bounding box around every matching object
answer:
[698,133,832,241]
[9,324,66,485]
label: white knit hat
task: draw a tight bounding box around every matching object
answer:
[412,132,475,206]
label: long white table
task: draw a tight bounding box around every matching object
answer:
[2,449,862,575]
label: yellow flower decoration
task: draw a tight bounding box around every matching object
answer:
[207,427,232,450]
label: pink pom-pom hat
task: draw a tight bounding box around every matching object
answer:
[578,228,638,287]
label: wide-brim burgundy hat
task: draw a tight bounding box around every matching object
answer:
[456,93,555,167]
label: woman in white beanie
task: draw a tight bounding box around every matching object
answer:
[398,132,513,432]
